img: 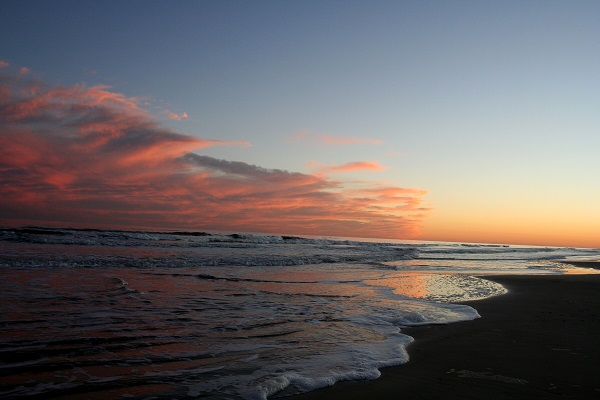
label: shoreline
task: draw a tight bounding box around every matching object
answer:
[290,267,600,399]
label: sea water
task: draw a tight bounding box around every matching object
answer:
[0,228,598,399]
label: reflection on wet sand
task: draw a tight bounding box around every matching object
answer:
[367,273,507,302]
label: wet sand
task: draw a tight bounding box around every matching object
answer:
[290,265,600,399]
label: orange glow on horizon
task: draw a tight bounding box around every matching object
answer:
[421,213,600,249]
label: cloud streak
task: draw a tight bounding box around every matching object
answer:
[163,109,189,120]
[0,72,429,239]
[291,130,384,145]
[310,161,388,175]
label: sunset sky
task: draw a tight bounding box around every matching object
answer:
[1,1,599,247]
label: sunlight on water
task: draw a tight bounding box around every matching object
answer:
[0,228,598,399]
[367,273,507,303]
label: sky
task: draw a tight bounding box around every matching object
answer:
[1,0,599,248]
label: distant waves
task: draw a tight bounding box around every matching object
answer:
[1,228,599,398]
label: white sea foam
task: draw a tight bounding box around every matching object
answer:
[0,228,598,399]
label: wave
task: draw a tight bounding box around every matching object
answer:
[0,226,397,246]
[2,228,596,399]
[2,227,595,273]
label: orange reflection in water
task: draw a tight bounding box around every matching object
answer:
[366,273,430,299]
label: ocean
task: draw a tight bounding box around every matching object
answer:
[1,228,598,399]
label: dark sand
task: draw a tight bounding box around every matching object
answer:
[291,264,600,399]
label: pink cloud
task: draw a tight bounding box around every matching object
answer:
[291,130,383,145]
[0,71,429,239]
[315,161,388,175]
[164,109,189,120]
[319,135,383,145]
[0,61,9,68]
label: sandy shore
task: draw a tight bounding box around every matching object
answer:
[290,265,600,399]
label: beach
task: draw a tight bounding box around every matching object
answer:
[291,265,600,399]
[2,230,599,399]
